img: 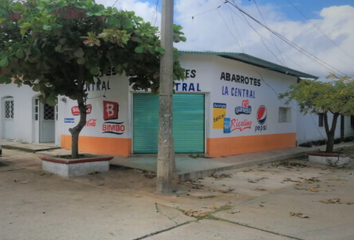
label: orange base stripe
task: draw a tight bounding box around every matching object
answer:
[207,133,296,157]
[61,135,131,157]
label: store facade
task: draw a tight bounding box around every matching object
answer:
[57,51,318,157]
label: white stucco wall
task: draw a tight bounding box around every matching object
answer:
[0,83,40,143]
[207,55,298,139]
[4,52,353,155]
[58,74,130,140]
[297,113,353,144]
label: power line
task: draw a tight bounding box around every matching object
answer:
[222,1,326,140]
[286,0,354,65]
[216,2,299,111]
[175,3,226,22]
[153,0,159,26]
[225,1,349,77]
[224,1,305,71]
[112,0,119,8]
[252,0,287,66]
[231,4,286,67]
[216,8,243,52]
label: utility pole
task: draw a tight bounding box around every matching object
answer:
[157,0,175,193]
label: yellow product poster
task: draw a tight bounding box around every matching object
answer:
[213,103,227,129]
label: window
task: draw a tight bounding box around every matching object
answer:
[43,104,55,120]
[5,99,14,119]
[278,107,291,123]
[318,113,324,127]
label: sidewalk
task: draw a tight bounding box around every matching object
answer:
[0,139,60,152]
[1,146,354,240]
[111,142,354,181]
[2,138,353,181]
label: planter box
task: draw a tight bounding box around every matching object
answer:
[40,155,113,177]
[307,152,349,166]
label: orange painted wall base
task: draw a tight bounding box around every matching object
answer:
[207,133,296,157]
[61,133,295,158]
[61,135,131,157]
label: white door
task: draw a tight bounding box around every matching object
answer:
[39,103,55,143]
[2,98,14,139]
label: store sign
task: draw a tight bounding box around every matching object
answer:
[85,119,97,127]
[220,72,261,87]
[102,121,125,135]
[102,100,124,135]
[235,100,252,115]
[175,82,201,92]
[222,86,256,99]
[103,101,118,120]
[224,118,252,133]
[71,104,92,116]
[213,103,227,129]
[85,80,111,92]
[64,118,75,123]
[255,105,267,132]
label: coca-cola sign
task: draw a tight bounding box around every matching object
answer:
[85,119,97,127]
[71,104,92,116]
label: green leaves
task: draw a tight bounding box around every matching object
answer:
[32,84,40,92]
[16,49,24,59]
[43,25,52,31]
[74,48,84,58]
[135,46,144,54]
[0,0,187,107]
[0,57,9,68]
[77,57,86,65]
[90,67,100,75]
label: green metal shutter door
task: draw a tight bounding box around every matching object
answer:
[133,94,204,154]
[133,94,159,153]
[173,94,205,153]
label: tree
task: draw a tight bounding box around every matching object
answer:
[279,75,354,153]
[0,0,186,158]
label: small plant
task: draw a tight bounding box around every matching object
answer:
[326,158,340,167]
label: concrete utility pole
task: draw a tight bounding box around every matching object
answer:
[157,0,175,193]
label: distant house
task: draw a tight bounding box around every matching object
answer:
[0,51,352,156]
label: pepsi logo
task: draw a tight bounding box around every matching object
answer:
[257,105,267,125]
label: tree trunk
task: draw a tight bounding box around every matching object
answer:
[326,131,335,153]
[68,66,87,158]
[323,112,339,153]
[340,115,344,142]
[69,97,87,158]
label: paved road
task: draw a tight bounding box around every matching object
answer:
[1,149,354,240]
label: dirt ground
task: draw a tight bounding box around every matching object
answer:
[1,149,354,240]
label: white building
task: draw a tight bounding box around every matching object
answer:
[1,51,352,156]
[0,83,59,145]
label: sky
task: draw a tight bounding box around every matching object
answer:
[96,0,354,80]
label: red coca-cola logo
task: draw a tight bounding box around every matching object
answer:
[242,100,249,108]
[71,104,92,116]
[85,119,96,127]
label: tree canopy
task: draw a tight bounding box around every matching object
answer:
[0,0,186,158]
[279,75,354,115]
[0,0,186,105]
[279,75,354,152]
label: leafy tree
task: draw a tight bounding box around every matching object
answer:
[279,75,354,153]
[0,0,186,158]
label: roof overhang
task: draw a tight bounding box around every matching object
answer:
[179,51,318,80]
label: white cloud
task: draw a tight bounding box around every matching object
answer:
[95,0,161,27]
[97,0,354,80]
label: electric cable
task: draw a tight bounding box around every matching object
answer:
[286,0,354,65]
[252,0,287,66]
[175,3,226,22]
[226,0,349,77]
